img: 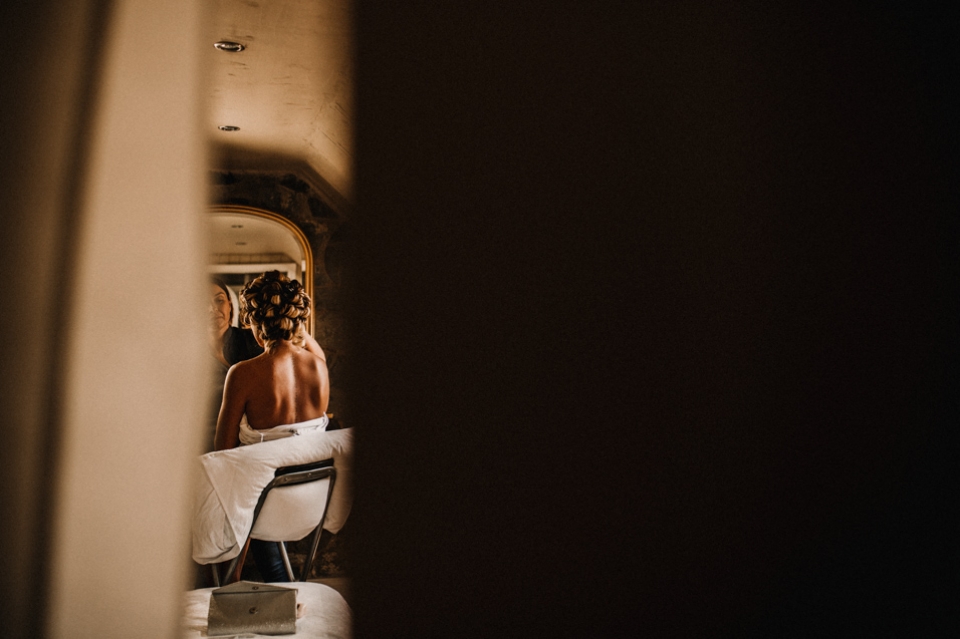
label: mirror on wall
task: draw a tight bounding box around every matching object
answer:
[208,205,314,334]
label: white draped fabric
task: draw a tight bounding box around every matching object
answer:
[191,428,353,564]
[238,414,329,445]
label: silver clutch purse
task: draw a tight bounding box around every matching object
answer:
[207,581,298,636]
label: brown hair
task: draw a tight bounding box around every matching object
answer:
[239,270,311,344]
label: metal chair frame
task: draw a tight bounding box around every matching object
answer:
[215,458,336,585]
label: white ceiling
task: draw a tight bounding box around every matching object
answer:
[209,211,305,263]
[207,0,353,203]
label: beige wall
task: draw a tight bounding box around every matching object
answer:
[45,0,210,636]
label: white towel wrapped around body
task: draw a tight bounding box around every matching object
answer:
[191,427,353,565]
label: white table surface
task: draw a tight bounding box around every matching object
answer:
[181,582,352,638]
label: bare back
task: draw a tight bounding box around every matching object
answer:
[215,341,329,450]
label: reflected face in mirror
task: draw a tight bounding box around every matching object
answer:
[210,283,232,338]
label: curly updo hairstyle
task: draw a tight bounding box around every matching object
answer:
[239,270,312,345]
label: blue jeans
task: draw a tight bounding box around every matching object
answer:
[250,539,289,582]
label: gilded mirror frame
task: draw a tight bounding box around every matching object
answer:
[209,205,315,335]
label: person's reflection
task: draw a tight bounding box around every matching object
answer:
[208,278,263,452]
[211,278,263,364]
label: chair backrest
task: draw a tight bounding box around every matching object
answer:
[249,459,337,543]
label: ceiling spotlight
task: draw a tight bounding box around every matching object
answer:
[214,41,245,52]
[219,125,240,132]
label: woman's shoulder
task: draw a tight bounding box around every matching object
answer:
[296,346,328,367]
[225,353,266,382]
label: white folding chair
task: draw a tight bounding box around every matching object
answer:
[218,458,337,584]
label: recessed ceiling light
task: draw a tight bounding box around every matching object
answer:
[214,41,245,52]
[219,125,240,132]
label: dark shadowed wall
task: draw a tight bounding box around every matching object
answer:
[0,2,110,636]
[350,2,958,637]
